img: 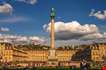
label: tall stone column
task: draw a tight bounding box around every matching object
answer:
[47,8,58,67]
[50,8,55,49]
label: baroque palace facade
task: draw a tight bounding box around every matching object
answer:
[0,42,77,67]
[0,42,106,67]
[91,43,106,62]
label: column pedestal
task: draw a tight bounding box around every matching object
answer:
[47,49,58,67]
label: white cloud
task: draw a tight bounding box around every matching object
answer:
[28,0,37,5]
[0,0,37,14]
[43,21,105,40]
[0,27,10,32]
[81,33,103,39]
[89,9,106,20]
[0,34,45,45]
[0,3,13,14]
[55,39,94,47]
[44,21,98,33]
[18,0,37,5]
[0,16,29,23]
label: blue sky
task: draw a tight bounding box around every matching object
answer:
[0,0,106,39]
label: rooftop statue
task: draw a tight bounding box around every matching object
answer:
[50,8,56,19]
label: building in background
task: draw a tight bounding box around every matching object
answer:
[0,42,106,67]
[91,43,106,62]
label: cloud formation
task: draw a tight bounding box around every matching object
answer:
[0,27,10,32]
[55,39,93,47]
[0,34,45,45]
[17,0,37,5]
[0,16,30,23]
[0,0,37,14]
[0,3,13,14]
[43,21,105,40]
[89,9,106,20]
